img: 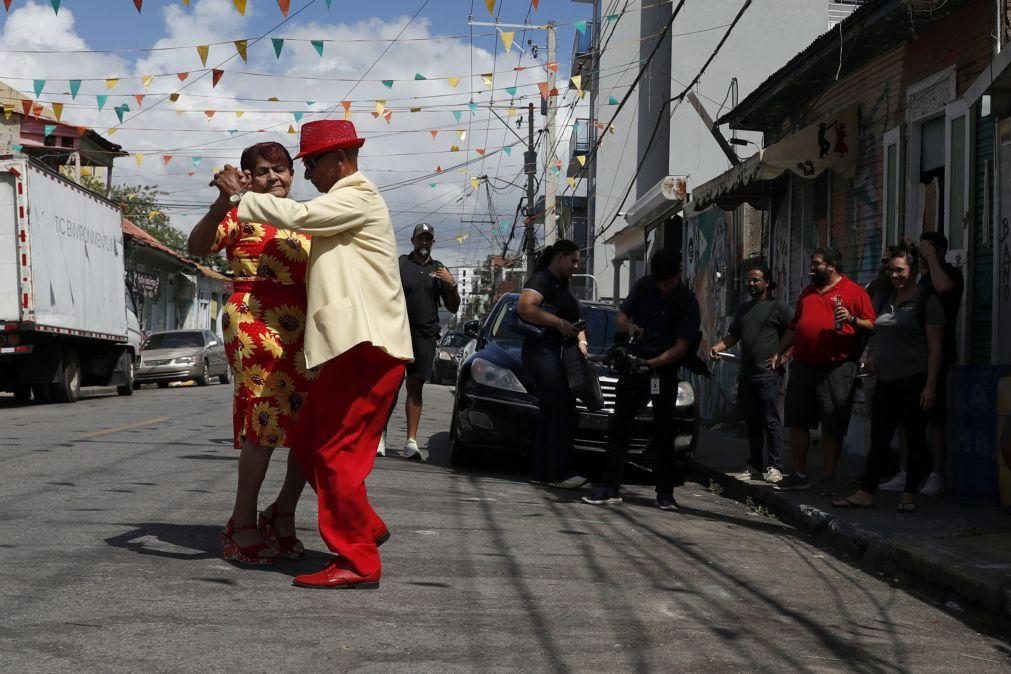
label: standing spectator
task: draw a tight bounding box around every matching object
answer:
[771,248,876,495]
[710,264,791,484]
[833,242,945,512]
[583,249,701,511]
[517,240,590,489]
[917,231,965,496]
[381,223,460,460]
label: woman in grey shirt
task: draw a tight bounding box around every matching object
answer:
[833,242,944,513]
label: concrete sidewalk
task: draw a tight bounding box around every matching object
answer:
[691,426,1011,632]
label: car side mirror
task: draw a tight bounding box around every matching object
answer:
[207,340,218,347]
[463,320,480,338]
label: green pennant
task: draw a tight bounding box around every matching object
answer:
[293,111,303,123]
[575,20,588,34]
[608,95,619,105]
[68,79,81,99]
[114,103,130,123]
[44,124,57,137]
[606,13,619,21]
[50,0,61,13]
[271,38,284,58]
[306,100,316,106]
[96,95,108,111]
[415,73,427,80]
[311,40,324,57]
[452,111,462,122]
[381,80,394,88]
[323,0,332,7]
[503,146,512,157]
[33,79,45,98]
[192,157,203,167]
[468,102,478,112]
[505,86,517,96]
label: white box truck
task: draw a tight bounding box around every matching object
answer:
[0,154,138,402]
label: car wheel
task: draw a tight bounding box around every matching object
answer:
[196,359,210,386]
[219,368,231,385]
[157,382,169,389]
[116,353,135,397]
[448,405,483,467]
[51,349,81,403]
[31,384,52,403]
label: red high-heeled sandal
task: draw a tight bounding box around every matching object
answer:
[258,505,305,559]
[220,519,278,565]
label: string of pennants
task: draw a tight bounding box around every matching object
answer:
[1,0,337,15]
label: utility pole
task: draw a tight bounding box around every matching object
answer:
[543,22,558,244]
[524,102,537,277]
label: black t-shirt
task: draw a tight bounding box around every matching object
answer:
[918,263,964,364]
[522,269,581,341]
[619,276,701,359]
[400,253,455,338]
[728,298,792,379]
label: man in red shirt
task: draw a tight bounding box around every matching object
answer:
[771,248,875,495]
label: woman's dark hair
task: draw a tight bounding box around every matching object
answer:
[240,142,294,173]
[812,246,843,272]
[889,237,919,270]
[535,239,579,271]
[649,248,682,281]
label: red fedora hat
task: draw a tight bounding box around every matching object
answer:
[295,120,366,159]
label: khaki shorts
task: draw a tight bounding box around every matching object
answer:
[784,361,858,438]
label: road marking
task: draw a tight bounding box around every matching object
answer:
[82,416,170,439]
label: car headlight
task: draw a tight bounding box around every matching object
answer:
[172,356,198,365]
[470,358,526,393]
[438,351,452,361]
[677,381,695,407]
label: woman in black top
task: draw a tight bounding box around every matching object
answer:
[516,239,589,488]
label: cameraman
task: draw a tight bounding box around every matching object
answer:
[583,249,700,511]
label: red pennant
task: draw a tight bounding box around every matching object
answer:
[276,0,290,17]
[162,155,173,166]
[537,82,550,100]
[133,0,142,11]
[177,72,189,81]
[211,69,224,88]
[187,171,195,177]
[134,94,145,107]
[532,0,538,8]
[435,166,442,173]
[204,110,216,118]
[31,103,42,116]
[20,99,32,116]
[475,148,486,155]
[3,0,13,9]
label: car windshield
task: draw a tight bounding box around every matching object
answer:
[488,299,618,355]
[441,333,472,348]
[143,332,204,350]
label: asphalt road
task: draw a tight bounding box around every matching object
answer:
[1,382,1008,672]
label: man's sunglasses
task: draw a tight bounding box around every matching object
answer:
[303,151,341,172]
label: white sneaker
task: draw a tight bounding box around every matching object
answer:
[549,475,588,489]
[734,465,762,481]
[763,467,783,484]
[376,432,386,457]
[402,438,423,461]
[920,472,944,496]
[878,470,906,492]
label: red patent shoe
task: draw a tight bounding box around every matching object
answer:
[293,560,380,590]
[220,519,278,565]
[258,504,305,560]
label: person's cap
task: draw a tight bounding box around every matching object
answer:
[294,120,366,159]
[413,223,435,237]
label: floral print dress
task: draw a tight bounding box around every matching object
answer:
[211,208,313,449]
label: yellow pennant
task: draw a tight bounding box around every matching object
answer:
[451,145,460,152]
[196,45,209,66]
[235,110,244,119]
[344,108,352,121]
[410,107,421,113]
[51,102,63,122]
[485,0,494,16]
[233,0,246,14]
[457,130,466,141]
[105,78,119,90]
[375,100,385,115]
[500,31,514,53]
[470,177,480,189]
[2,104,14,120]
[455,234,468,244]
[576,154,587,167]
[570,75,582,91]
[506,107,516,117]
[106,128,117,136]
[234,40,248,62]
[567,177,577,188]
[287,124,296,134]
[142,75,154,88]
[447,76,460,88]
[579,90,587,100]
[481,73,493,88]
[134,153,144,167]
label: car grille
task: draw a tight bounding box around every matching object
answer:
[143,359,171,367]
[575,375,618,413]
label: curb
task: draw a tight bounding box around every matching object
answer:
[689,460,1011,633]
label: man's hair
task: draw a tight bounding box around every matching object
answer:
[534,239,579,271]
[649,248,682,281]
[240,142,293,173]
[812,246,844,273]
[919,230,948,253]
[747,263,776,290]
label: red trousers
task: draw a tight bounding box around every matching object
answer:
[290,344,405,575]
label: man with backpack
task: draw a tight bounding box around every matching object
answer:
[582,249,701,512]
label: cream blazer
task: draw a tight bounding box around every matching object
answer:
[236,171,413,369]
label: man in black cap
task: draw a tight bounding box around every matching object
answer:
[381,223,460,459]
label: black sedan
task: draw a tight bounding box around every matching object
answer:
[448,293,699,467]
[431,331,477,385]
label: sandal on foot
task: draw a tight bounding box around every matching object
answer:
[832,497,873,509]
[220,519,278,565]
[897,500,917,513]
[259,505,305,559]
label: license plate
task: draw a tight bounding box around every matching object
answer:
[579,414,609,431]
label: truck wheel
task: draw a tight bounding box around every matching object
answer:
[219,368,231,384]
[196,359,210,387]
[13,385,31,402]
[51,349,81,403]
[116,353,135,396]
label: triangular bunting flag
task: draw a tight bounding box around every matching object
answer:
[435,166,442,173]
[192,157,203,167]
[293,111,303,123]
[468,102,478,112]
[134,153,144,167]
[276,0,290,17]
[571,75,582,91]
[457,130,466,140]
[375,100,385,115]
[505,86,517,97]
[205,110,216,118]
[575,20,588,34]
[470,177,480,189]
[287,124,296,134]
[3,0,12,10]
[532,0,539,8]
[20,100,31,116]
[484,0,494,15]
[475,148,486,156]
[105,78,119,90]
[234,40,248,62]
[114,104,129,123]
[133,0,142,11]
[429,130,438,140]
[96,95,108,111]
[235,111,244,118]
[306,100,315,105]
[177,72,189,81]
[538,82,551,100]
[383,110,392,124]
[415,73,427,80]
[2,104,14,120]
[447,77,460,88]
[212,69,224,87]
[429,183,437,188]
[271,38,284,58]
[169,93,180,102]
[68,79,81,99]
[567,177,577,188]
[452,110,462,122]
[500,31,514,53]
[162,155,172,166]
[32,79,44,98]
[311,40,324,57]
[606,13,618,21]
[577,155,587,167]
[507,107,516,117]
[196,45,209,66]
[44,124,56,137]
[410,107,421,112]
[50,0,60,13]
[341,100,352,113]
[142,75,154,88]
[481,73,493,87]
[451,145,460,152]
[51,102,63,122]
[381,80,394,88]
[503,147,512,156]
[608,95,619,105]
[233,0,246,14]
[455,234,468,244]
[324,0,332,7]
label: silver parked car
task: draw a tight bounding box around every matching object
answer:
[135,330,230,389]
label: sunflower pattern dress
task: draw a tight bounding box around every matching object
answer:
[211,208,314,449]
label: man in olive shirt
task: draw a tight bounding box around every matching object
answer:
[710,265,791,483]
[385,223,460,460]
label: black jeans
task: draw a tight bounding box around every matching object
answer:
[604,369,679,495]
[860,373,930,495]
[521,338,578,483]
[738,375,784,472]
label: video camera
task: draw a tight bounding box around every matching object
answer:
[593,331,651,375]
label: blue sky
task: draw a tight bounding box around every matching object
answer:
[0,0,594,268]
